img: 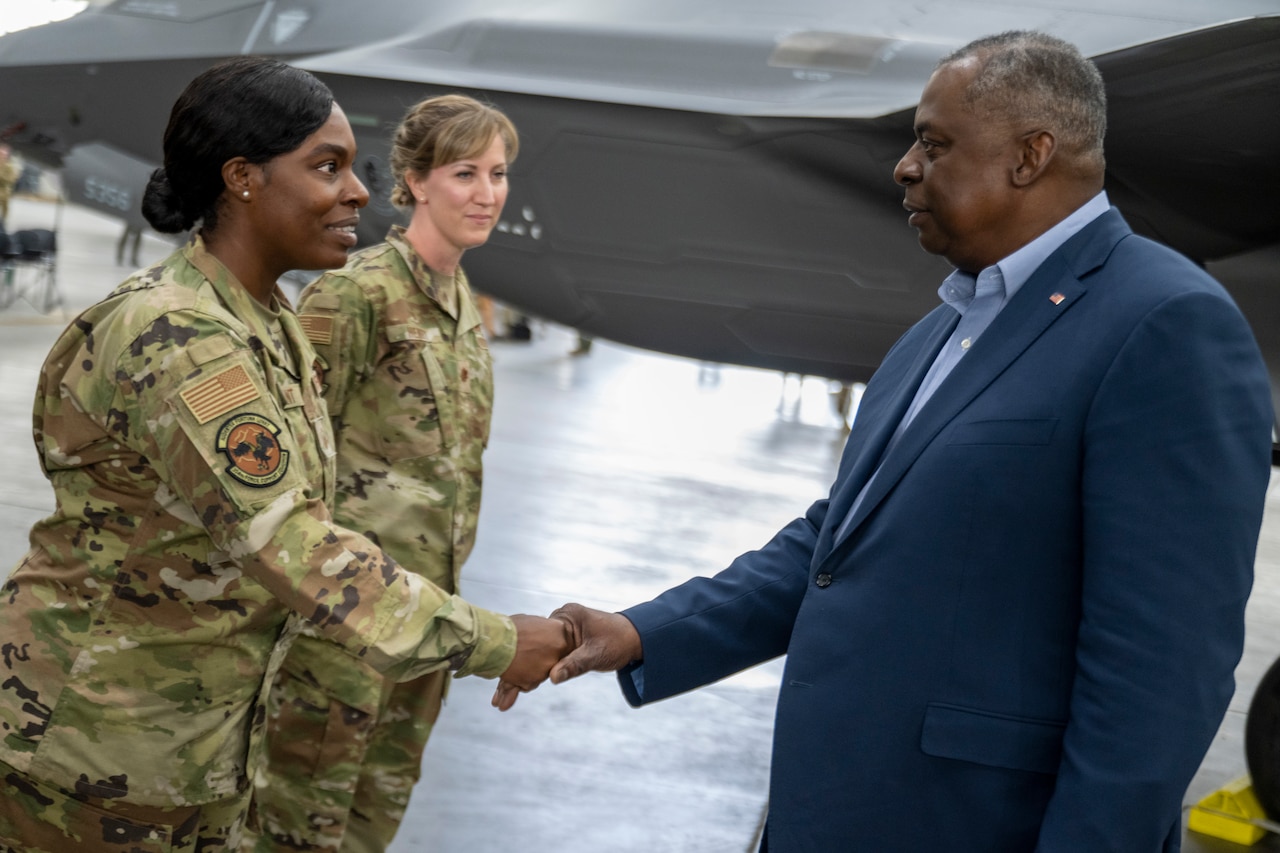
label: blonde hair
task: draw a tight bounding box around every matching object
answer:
[389,94,519,207]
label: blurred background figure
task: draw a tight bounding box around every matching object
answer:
[570,331,593,356]
[476,290,499,338]
[117,222,143,266]
[0,144,19,227]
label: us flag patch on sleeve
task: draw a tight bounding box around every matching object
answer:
[299,314,334,345]
[181,364,261,424]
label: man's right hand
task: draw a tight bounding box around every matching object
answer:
[548,602,642,684]
[495,613,572,700]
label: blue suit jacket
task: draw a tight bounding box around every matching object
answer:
[619,209,1275,852]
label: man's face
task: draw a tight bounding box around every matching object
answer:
[893,59,1025,273]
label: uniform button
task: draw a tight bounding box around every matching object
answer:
[815,573,832,588]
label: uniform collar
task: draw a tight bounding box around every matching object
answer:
[386,225,460,320]
[183,233,311,378]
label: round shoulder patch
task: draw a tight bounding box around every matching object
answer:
[216,413,290,488]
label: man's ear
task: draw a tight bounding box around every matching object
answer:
[1012,129,1055,187]
[221,157,255,201]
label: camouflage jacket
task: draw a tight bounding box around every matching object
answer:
[290,227,504,705]
[0,236,515,807]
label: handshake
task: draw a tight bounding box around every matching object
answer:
[491,603,641,711]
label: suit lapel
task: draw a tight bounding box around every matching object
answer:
[829,209,1131,550]
[817,307,957,557]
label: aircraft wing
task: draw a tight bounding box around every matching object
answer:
[0,0,447,165]
[0,1,1276,423]
[297,7,1280,391]
[297,1,1278,120]
[1093,15,1280,262]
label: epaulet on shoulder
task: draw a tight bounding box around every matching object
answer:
[358,239,405,269]
[332,239,395,274]
[108,263,175,296]
[303,292,342,311]
[108,262,204,307]
[319,245,402,300]
[129,278,247,339]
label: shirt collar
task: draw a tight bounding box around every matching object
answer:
[386,224,461,319]
[938,191,1110,313]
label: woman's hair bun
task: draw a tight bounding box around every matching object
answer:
[141,167,195,234]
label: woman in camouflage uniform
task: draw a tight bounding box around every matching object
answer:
[0,61,568,853]
[245,95,524,853]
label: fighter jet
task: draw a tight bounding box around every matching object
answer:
[3,0,1280,829]
[1,0,1277,421]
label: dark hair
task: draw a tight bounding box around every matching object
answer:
[389,94,518,208]
[142,56,334,234]
[941,31,1107,171]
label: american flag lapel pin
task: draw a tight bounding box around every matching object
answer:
[1049,293,1065,305]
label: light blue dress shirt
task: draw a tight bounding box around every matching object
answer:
[834,191,1112,542]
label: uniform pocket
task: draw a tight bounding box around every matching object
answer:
[262,666,378,788]
[0,763,178,852]
[166,351,304,513]
[946,418,1058,446]
[374,325,445,463]
[919,702,1065,775]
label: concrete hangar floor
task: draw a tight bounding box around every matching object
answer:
[0,195,1277,852]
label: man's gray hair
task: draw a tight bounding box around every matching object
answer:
[941,31,1107,168]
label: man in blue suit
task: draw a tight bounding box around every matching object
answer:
[499,31,1275,851]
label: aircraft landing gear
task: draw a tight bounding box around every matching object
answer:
[1246,654,1280,821]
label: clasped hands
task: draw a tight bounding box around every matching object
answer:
[492,603,641,711]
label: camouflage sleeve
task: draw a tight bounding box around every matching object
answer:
[93,308,516,680]
[298,273,374,423]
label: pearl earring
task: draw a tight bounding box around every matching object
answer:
[242,190,250,199]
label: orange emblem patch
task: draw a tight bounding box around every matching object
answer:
[216,413,290,487]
